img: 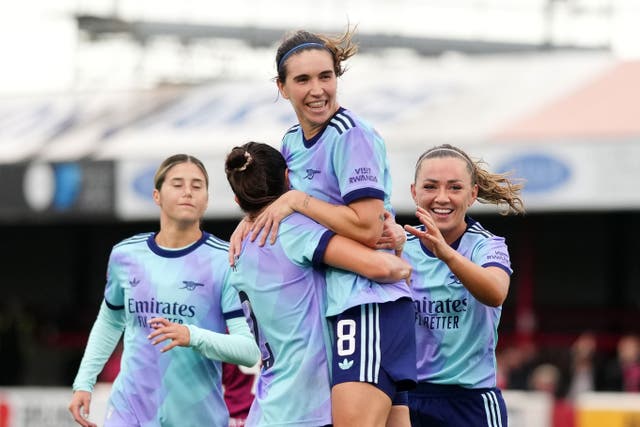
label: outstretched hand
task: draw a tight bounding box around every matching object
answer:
[403,207,454,261]
[69,390,97,427]
[147,317,190,353]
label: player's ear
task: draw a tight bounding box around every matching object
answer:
[153,188,161,206]
[277,80,289,100]
[410,183,421,206]
[469,184,479,206]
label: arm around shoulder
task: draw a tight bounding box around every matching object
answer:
[323,234,411,284]
[291,193,386,248]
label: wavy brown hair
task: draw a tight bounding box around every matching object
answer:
[275,26,359,83]
[415,144,525,215]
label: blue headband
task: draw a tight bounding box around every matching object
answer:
[277,42,328,71]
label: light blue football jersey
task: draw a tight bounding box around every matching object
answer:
[103,231,242,427]
[281,107,411,316]
[227,213,334,427]
[402,217,512,389]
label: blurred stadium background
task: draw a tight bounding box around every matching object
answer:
[1,1,639,426]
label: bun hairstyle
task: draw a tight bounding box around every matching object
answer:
[225,142,289,216]
[226,150,253,173]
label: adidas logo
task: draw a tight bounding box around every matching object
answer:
[338,358,354,370]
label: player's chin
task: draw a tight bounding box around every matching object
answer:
[175,216,201,226]
[306,108,331,122]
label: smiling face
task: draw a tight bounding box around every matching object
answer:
[277,48,339,139]
[153,161,209,227]
[411,156,478,243]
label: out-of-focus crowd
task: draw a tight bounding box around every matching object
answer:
[497,332,640,427]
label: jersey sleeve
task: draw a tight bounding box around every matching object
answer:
[220,268,244,320]
[104,249,125,309]
[472,236,513,275]
[72,300,125,392]
[279,215,335,269]
[187,317,260,367]
[332,127,387,205]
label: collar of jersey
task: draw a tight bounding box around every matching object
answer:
[419,217,474,257]
[302,106,346,149]
[146,231,210,258]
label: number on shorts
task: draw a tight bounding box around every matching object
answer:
[336,319,356,357]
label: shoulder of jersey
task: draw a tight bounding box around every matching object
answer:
[466,222,494,239]
[283,111,358,138]
[328,110,357,135]
[284,124,300,137]
[203,234,230,252]
[406,224,424,242]
[113,232,154,249]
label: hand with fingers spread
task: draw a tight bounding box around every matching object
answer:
[69,390,97,427]
[249,190,300,247]
[147,317,191,353]
[404,207,455,262]
[376,211,406,256]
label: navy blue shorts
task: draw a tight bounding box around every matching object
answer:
[330,298,417,402]
[408,383,508,427]
[392,391,409,406]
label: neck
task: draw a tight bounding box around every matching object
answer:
[443,220,468,245]
[155,223,202,248]
[247,205,267,222]
[302,122,325,140]
[301,105,340,140]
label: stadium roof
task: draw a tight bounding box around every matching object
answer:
[75,14,607,56]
